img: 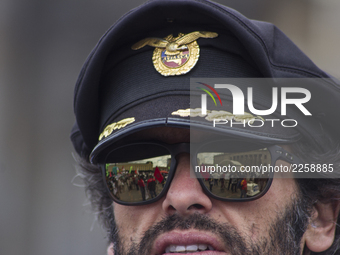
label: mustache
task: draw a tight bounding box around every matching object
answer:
[136,213,249,255]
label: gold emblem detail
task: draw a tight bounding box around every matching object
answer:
[132,31,218,76]
[171,108,264,124]
[99,117,135,141]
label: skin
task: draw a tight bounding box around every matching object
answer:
[107,127,339,254]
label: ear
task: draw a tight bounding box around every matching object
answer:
[107,243,114,255]
[305,201,340,253]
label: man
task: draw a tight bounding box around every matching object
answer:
[208,177,214,192]
[137,175,146,201]
[147,175,157,199]
[240,178,247,198]
[70,0,340,254]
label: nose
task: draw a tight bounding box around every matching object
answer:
[162,153,213,216]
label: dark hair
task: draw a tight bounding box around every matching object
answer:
[75,140,340,254]
[75,158,114,233]
[292,141,340,255]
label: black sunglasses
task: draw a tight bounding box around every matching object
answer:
[100,140,302,206]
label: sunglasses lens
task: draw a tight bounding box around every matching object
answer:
[196,146,272,200]
[103,144,171,204]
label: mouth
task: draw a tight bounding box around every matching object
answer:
[153,231,227,255]
[164,244,215,253]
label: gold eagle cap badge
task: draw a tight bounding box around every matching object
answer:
[131,31,218,76]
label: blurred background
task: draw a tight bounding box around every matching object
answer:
[0,0,339,254]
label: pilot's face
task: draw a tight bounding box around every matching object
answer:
[109,127,312,255]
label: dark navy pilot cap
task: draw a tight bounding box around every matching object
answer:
[71,0,340,161]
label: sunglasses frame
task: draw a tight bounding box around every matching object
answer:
[100,140,303,206]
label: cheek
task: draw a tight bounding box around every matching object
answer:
[264,178,298,202]
[114,201,165,242]
[246,178,298,218]
[114,204,139,236]
[211,178,298,238]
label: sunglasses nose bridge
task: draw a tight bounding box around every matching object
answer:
[168,142,196,175]
[171,143,191,155]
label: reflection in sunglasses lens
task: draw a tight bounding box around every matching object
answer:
[104,144,272,204]
[197,148,271,199]
[104,144,171,203]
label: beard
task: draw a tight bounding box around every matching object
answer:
[108,195,312,255]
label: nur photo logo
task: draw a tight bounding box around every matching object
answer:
[193,80,313,129]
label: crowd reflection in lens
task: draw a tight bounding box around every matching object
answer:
[105,147,271,202]
[105,162,167,203]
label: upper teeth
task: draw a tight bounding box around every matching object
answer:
[165,244,214,253]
